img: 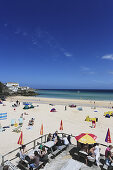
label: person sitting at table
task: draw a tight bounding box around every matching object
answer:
[67,134,72,144]
[80,143,89,165]
[29,151,40,170]
[81,143,89,153]
[56,136,63,147]
[105,145,113,166]
[39,146,48,163]
[63,135,69,146]
[53,130,58,138]
[20,145,28,160]
[47,133,52,142]
[88,145,95,157]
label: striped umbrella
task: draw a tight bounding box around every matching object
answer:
[17,131,23,145]
[75,133,97,144]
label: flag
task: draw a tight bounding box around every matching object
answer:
[105,128,111,143]
[17,131,23,145]
[60,120,63,130]
[40,124,43,135]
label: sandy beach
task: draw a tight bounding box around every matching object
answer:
[0,96,113,157]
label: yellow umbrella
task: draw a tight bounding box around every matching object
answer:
[75,133,97,144]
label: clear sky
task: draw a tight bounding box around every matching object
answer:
[0,0,113,89]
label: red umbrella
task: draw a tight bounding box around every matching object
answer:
[60,120,63,130]
[105,128,111,143]
[17,131,23,145]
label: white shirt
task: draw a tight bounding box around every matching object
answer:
[94,145,100,156]
[63,137,69,145]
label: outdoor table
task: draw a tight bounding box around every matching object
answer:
[44,141,55,154]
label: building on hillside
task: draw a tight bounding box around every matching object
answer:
[6,82,19,92]
[19,86,30,90]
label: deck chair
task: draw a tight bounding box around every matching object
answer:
[0,127,5,132]
[18,118,23,126]
[11,119,15,126]
[12,126,21,133]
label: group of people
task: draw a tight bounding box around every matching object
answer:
[78,142,101,166]
[19,144,48,170]
[18,131,71,169]
[88,144,113,167]
[47,131,71,149]
[79,143,113,167]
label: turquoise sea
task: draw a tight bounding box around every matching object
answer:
[37,89,113,101]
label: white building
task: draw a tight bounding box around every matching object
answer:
[6,82,19,92]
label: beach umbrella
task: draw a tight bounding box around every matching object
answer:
[40,124,43,135]
[17,131,23,145]
[60,120,63,130]
[105,128,111,143]
[75,133,97,144]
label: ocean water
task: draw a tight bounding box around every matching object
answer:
[37,89,113,101]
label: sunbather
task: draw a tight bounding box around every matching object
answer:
[24,112,28,115]
[28,118,34,126]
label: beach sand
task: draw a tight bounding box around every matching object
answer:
[0,96,113,157]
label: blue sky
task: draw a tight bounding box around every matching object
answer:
[0,0,113,89]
